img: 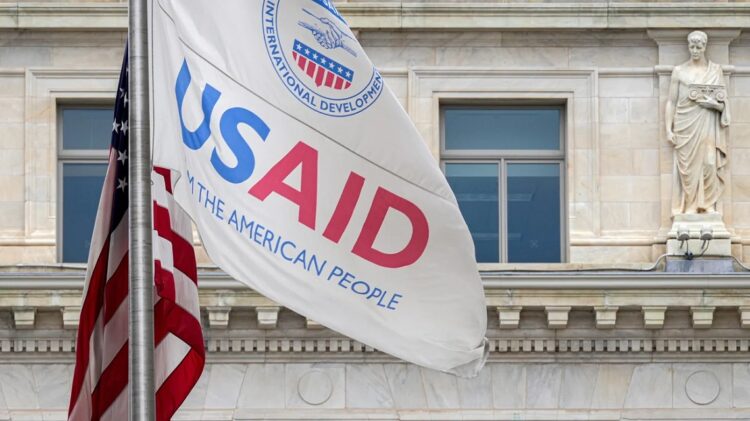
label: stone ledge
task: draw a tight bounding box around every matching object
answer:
[3,268,750,289]
[0,284,749,331]
[0,335,747,358]
[1,2,750,30]
[2,362,750,419]
[1,293,749,329]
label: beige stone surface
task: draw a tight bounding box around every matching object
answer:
[1,6,750,420]
[0,7,747,265]
[570,245,653,264]
[632,148,659,176]
[600,76,654,98]
[599,98,629,124]
[600,176,659,203]
[629,97,659,124]
[630,202,661,230]
[600,202,629,232]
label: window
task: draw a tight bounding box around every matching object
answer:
[441,106,566,263]
[58,105,113,263]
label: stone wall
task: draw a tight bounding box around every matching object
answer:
[2,361,749,420]
[0,29,125,264]
[1,3,750,421]
[3,3,750,264]
[360,28,750,264]
[0,275,748,420]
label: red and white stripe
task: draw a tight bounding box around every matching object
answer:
[292,51,352,90]
[68,162,204,421]
[152,167,204,421]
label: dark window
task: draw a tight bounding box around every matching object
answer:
[442,106,565,263]
[59,105,112,263]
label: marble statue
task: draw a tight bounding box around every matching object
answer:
[666,30,730,216]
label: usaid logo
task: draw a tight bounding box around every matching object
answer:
[262,0,383,117]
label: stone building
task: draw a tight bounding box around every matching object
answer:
[1,1,750,420]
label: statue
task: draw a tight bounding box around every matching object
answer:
[666,30,730,216]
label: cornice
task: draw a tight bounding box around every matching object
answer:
[1,273,750,332]
[3,268,750,290]
[0,3,127,29]
[0,264,750,288]
[0,2,749,30]
[342,2,750,29]
[0,271,749,362]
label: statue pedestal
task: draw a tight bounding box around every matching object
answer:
[667,213,731,257]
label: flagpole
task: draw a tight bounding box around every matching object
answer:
[128,0,156,419]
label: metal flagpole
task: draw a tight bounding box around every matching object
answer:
[129,0,156,419]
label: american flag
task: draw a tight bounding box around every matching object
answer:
[68,47,205,421]
[292,40,353,90]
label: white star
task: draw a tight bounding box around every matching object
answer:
[123,93,129,108]
[119,88,124,98]
[117,177,128,191]
[120,120,129,135]
[304,48,310,54]
[117,150,128,164]
[346,71,352,77]
[296,43,302,50]
[112,120,119,133]
[313,53,319,59]
[337,66,343,73]
[328,62,335,68]
[320,57,327,64]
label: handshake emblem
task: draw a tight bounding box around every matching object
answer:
[298,9,358,57]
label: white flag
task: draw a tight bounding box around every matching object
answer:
[152,0,487,375]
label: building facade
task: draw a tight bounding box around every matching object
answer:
[1,1,750,420]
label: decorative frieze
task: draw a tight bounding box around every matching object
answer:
[0,334,745,357]
[200,336,750,355]
[0,276,747,363]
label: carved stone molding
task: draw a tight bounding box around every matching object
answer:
[685,370,721,406]
[595,306,618,329]
[0,273,747,365]
[643,306,668,329]
[497,306,522,329]
[206,306,231,329]
[545,306,571,329]
[3,3,750,30]
[306,319,324,330]
[12,307,35,330]
[61,306,80,330]
[691,306,716,329]
[256,306,280,329]
[739,306,750,328]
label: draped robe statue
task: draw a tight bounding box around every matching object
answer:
[666,31,730,216]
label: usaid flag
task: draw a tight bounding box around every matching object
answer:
[152,0,488,375]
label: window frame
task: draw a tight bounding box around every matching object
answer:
[56,102,113,263]
[440,104,568,264]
